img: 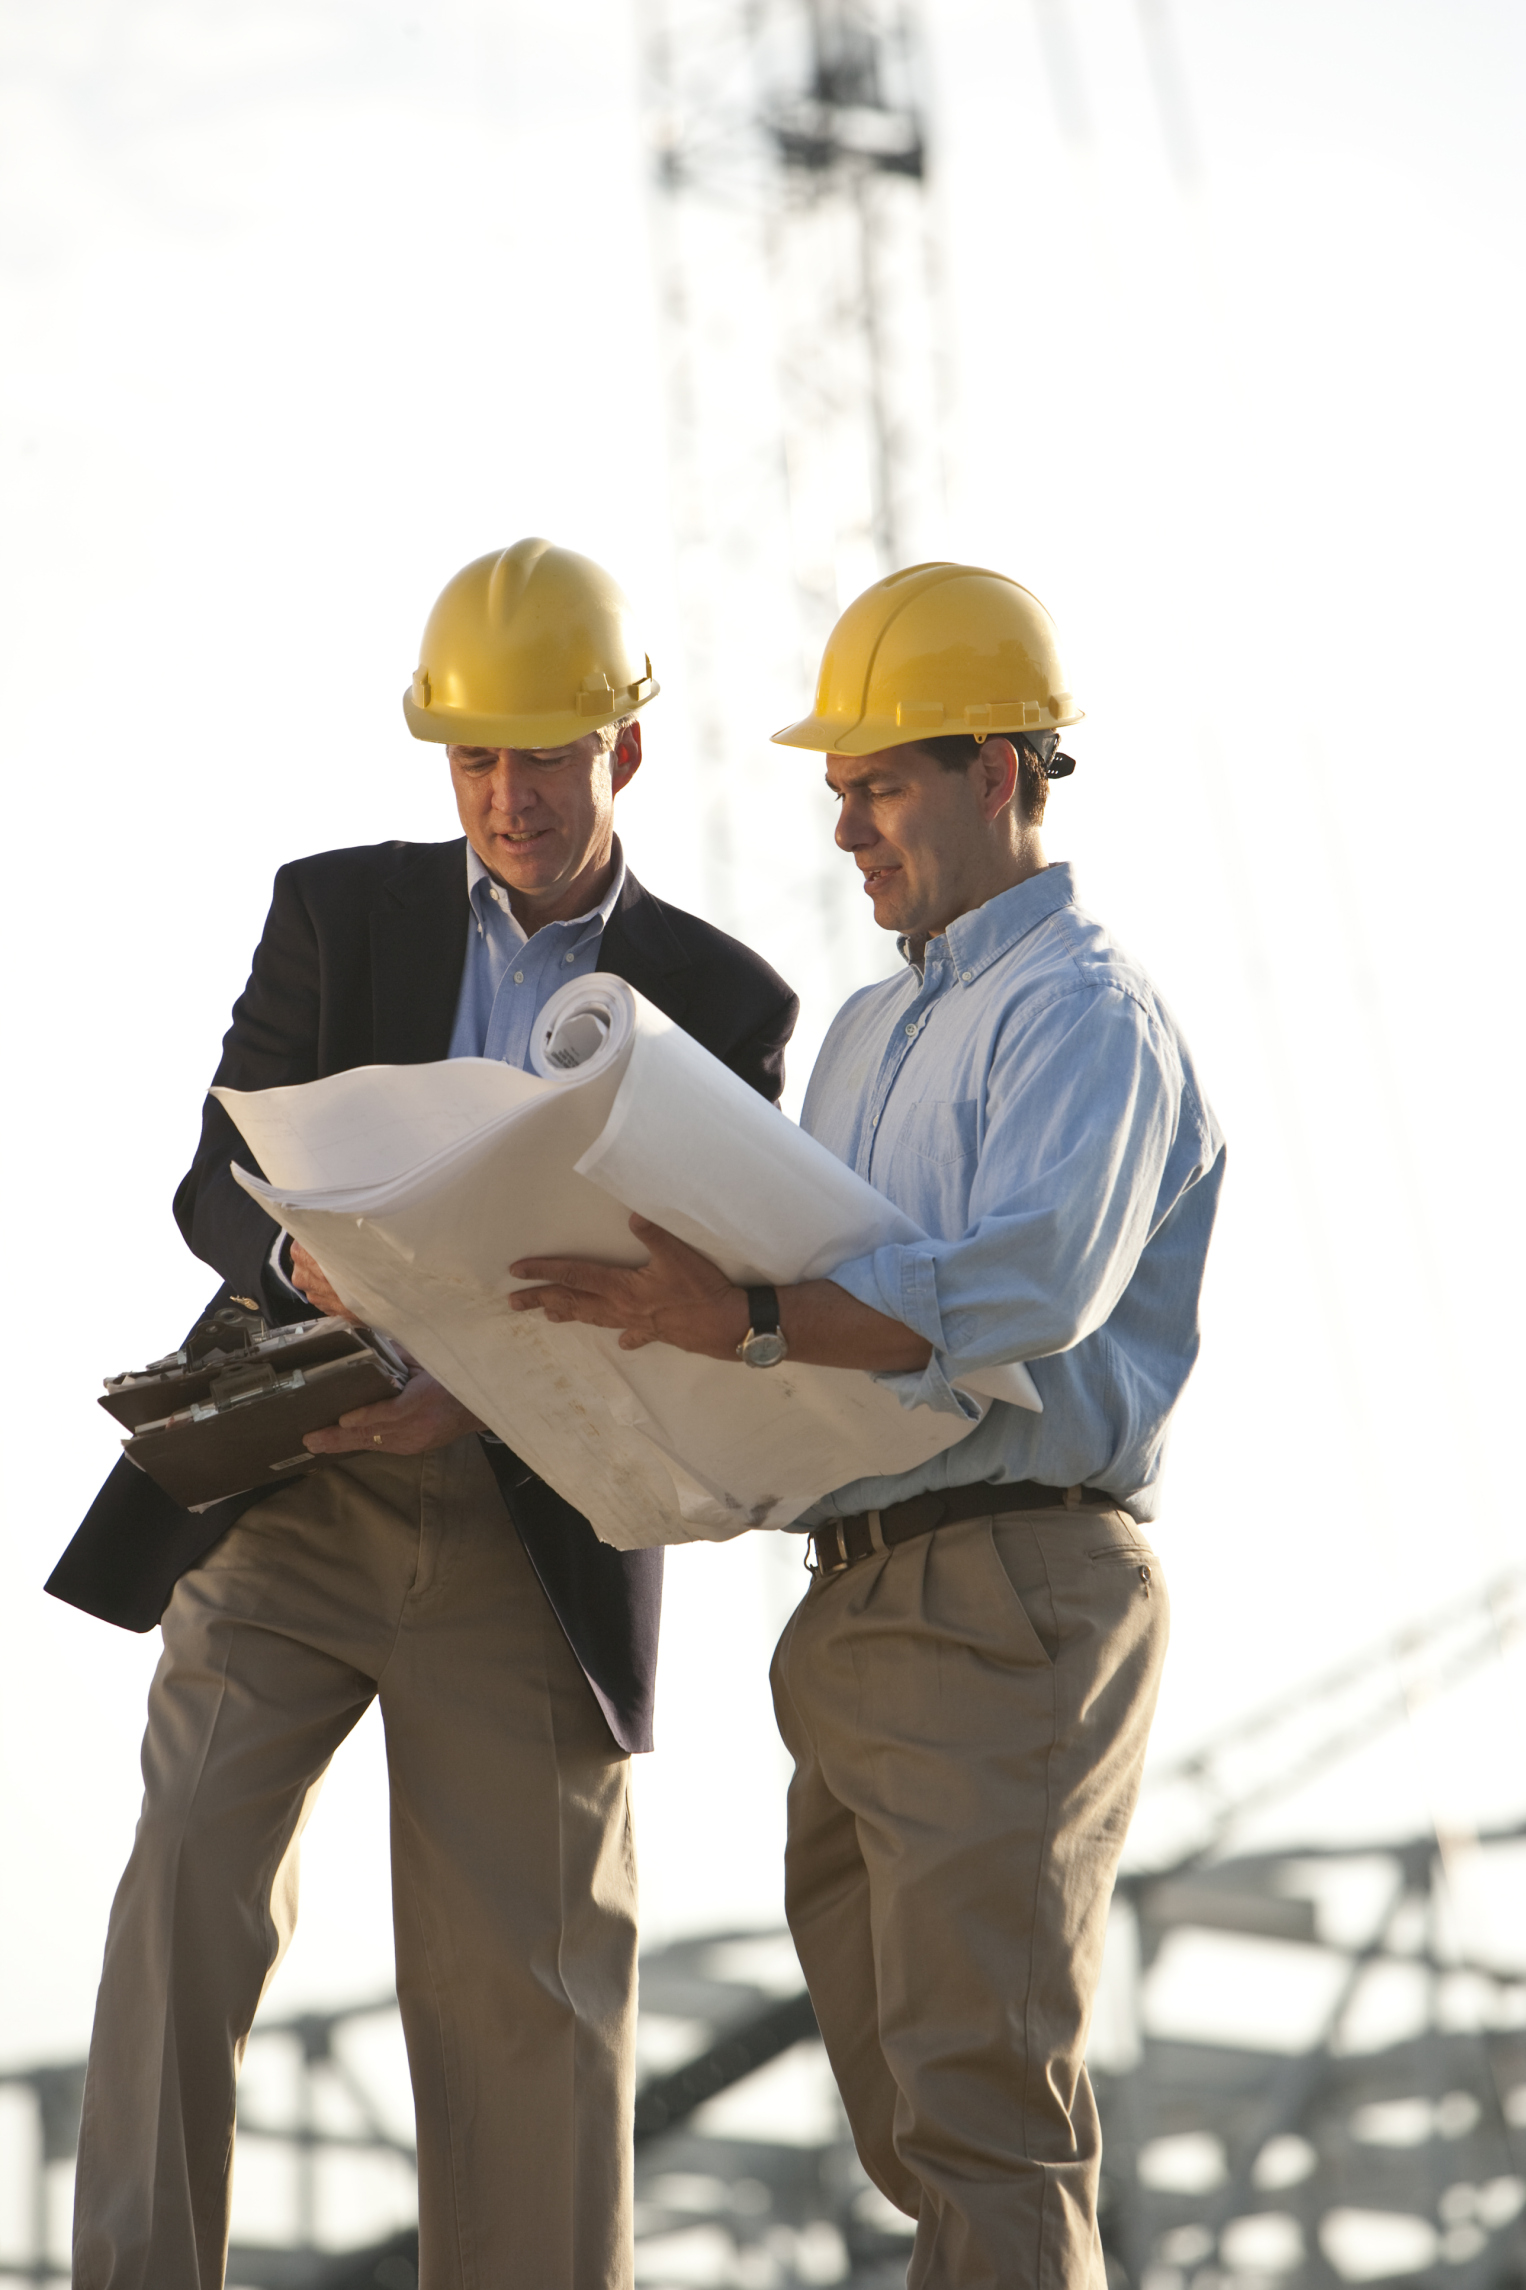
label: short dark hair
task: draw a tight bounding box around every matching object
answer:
[916,732,1053,825]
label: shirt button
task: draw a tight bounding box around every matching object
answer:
[961,971,973,983]
[905,1022,917,1037]
[564,951,576,965]
[513,970,524,985]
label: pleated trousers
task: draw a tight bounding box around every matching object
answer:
[72,1434,637,2290]
[771,1505,1168,2290]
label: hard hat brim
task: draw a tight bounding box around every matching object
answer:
[771,697,1083,755]
[403,684,659,748]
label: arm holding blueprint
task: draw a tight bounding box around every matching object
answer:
[220,973,1041,1549]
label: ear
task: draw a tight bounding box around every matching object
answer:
[978,736,1020,823]
[610,719,644,797]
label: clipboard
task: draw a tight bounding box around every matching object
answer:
[100,1307,410,1511]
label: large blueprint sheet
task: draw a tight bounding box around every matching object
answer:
[219,975,1040,1549]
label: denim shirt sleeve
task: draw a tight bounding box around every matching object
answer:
[826,984,1186,1413]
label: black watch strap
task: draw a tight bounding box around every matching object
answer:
[745,1285,781,1336]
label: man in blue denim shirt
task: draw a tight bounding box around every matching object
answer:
[515,563,1224,2289]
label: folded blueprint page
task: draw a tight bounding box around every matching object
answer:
[219,976,1040,1549]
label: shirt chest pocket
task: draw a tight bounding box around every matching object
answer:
[897,1099,980,1166]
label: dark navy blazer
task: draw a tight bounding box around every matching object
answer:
[46,837,799,1754]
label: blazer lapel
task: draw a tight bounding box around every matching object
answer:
[597,868,693,1015]
[365,851,692,1067]
[370,839,471,1064]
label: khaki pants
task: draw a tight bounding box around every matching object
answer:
[73,1436,637,2290]
[770,1507,1167,2290]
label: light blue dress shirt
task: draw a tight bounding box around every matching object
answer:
[799,862,1225,1525]
[447,840,628,1063]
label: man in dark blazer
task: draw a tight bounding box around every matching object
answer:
[53,541,798,2290]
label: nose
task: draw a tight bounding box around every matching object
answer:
[835,793,876,853]
[487,752,538,814]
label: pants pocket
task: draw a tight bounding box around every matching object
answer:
[1088,1543,1159,1605]
[984,1522,1060,1664]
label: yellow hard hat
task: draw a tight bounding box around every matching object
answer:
[772,561,1082,755]
[403,539,659,748]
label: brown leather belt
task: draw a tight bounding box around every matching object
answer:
[805,1479,1120,1579]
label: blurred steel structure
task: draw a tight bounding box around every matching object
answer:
[636,0,947,944]
[1099,1823,1526,2290]
[1128,1570,1526,1873]
[1089,1569,1526,2289]
[6,1576,1524,2287]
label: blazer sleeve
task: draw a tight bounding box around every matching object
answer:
[709,980,798,1106]
[171,864,323,1319]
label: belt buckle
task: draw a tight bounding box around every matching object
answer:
[807,1519,849,1578]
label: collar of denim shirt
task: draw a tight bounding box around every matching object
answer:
[898,859,1078,984]
[464,835,628,949]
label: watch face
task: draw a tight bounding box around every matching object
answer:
[742,1330,789,1369]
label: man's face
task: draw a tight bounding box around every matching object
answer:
[825,740,1020,940]
[447,725,641,915]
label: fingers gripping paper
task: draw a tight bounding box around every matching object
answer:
[219,976,1040,1550]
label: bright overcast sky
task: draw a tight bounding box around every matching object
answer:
[1,0,1523,2069]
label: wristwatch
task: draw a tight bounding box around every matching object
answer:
[736,1285,789,1369]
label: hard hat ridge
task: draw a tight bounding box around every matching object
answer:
[485,537,554,624]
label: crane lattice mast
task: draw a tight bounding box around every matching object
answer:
[638,0,946,949]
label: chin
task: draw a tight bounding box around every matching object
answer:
[494,845,560,880]
[869,889,915,933]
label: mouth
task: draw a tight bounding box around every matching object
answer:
[859,864,900,895]
[495,827,554,848]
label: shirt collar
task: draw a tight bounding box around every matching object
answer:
[465,837,628,946]
[900,861,1079,984]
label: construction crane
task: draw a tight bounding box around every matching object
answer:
[637,0,945,966]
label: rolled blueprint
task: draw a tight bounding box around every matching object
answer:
[220,975,1040,1549]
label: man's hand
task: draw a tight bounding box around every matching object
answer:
[303,1370,487,1457]
[511,1216,750,1357]
[290,1242,358,1324]
[510,1215,933,1372]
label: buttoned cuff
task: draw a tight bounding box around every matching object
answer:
[826,1248,977,1421]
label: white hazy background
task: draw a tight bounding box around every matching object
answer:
[2,0,1524,2086]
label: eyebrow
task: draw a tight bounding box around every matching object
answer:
[459,746,570,761]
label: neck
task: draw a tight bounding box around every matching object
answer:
[500,840,618,935]
[914,832,1048,953]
